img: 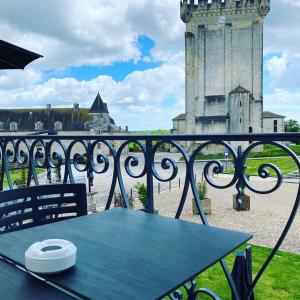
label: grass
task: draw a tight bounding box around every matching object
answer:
[129,129,170,135]
[190,144,300,161]
[128,129,171,152]
[225,157,298,176]
[2,168,45,188]
[168,244,300,300]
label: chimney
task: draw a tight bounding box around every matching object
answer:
[73,103,79,112]
[46,104,51,117]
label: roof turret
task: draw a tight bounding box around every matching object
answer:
[89,92,109,114]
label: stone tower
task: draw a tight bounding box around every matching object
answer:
[180,0,270,135]
[89,92,111,134]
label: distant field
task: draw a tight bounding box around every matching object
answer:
[129,129,170,135]
[128,130,171,152]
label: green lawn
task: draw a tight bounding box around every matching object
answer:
[129,129,170,135]
[167,244,300,299]
[191,144,300,161]
[2,168,45,188]
[225,157,298,176]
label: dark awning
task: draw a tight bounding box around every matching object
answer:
[0,40,43,70]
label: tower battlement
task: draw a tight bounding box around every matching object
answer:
[180,0,270,23]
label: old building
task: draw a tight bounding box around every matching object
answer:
[176,0,282,136]
[263,111,285,133]
[0,92,121,134]
[173,111,286,135]
[89,93,119,134]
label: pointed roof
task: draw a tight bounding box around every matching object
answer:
[230,85,250,95]
[172,113,186,121]
[89,92,109,114]
[263,111,285,119]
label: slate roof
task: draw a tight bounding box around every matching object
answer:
[172,113,186,121]
[230,85,250,95]
[0,92,118,132]
[263,111,285,119]
[0,108,89,131]
[89,92,109,114]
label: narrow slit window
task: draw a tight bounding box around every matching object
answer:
[274,120,278,132]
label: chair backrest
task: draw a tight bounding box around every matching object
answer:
[0,183,87,234]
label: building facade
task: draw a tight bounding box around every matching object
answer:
[173,111,286,135]
[0,93,121,134]
[179,0,271,135]
[89,93,119,134]
[263,111,285,133]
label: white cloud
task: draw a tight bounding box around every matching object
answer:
[0,53,185,130]
[266,54,289,78]
[0,0,184,71]
[265,89,300,120]
[265,89,300,105]
[0,0,300,129]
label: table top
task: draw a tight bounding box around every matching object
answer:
[0,208,252,300]
[0,260,73,300]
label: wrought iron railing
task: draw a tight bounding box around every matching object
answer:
[0,133,299,300]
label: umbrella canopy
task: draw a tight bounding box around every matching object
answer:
[0,40,43,70]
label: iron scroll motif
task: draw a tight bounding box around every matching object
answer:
[0,134,299,300]
[169,280,221,300]
[184,140,299,300]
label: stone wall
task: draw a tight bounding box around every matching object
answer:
[181,0,269,135]
[263,118,285,133]
[89,113,110,134]
[173,119,186,134]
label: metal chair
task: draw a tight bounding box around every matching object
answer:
[0,183,87,233]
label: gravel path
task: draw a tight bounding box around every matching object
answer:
[41,152,299,254]
[149,178,300,254]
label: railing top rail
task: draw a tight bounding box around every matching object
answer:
[1,132,300,141]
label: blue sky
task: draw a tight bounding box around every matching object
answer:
[42,36,162,82]
[0,0,299,130]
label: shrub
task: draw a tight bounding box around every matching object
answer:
[197,180,208,199]
[135,182,147,208]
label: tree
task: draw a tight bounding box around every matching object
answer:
[284,119,300,132]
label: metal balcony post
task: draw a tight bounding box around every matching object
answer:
[146,139,154,213]
[45,141,51,184]
[87,141,94,193]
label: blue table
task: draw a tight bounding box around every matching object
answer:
[0,208,252,299]
[0,259,73,299]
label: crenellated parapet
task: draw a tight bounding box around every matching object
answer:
[180,0,270,23]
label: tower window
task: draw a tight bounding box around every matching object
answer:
[240,118,242,124]
[274,120,278,132]
[240,101,242,107]
[249,127,253,144]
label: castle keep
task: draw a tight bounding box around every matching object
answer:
[179,0,272,135]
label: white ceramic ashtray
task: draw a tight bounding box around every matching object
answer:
[25,239,77,274]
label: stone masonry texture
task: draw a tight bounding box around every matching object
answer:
[180,0,270,135]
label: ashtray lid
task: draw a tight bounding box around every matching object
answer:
[25,239,77,261]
